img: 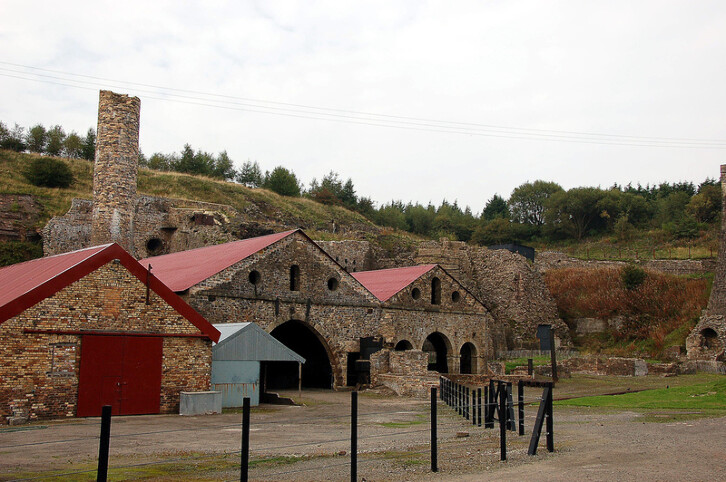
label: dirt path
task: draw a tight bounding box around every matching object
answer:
[1,388,725,480]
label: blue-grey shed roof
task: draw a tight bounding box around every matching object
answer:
[212,323,306,363]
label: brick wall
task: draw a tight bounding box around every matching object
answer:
[0,262,211,424]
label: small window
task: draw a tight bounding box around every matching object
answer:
[290,265,300,291]
[451,291,461,302]
[248,270,261,285]
[411,288,421,300]
[327,277,339,291]
[431,277,441,305]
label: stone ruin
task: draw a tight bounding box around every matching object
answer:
[687,164,726,361]
[41,89,567,351]
[44,90,241,258]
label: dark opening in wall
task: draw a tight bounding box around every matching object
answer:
[702,328,721,350]
[327,277,339,291]
[431,277,441,305]
[460,342,477,374]
[395,340,413,351]
[269,320,332,389]
[249,270,261,285]
[411,288,421,300]
[290,265,300,291]
[145,237,164,256]
[451,291,461,302]
[423,332,449,373]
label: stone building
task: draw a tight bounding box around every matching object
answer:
[43,90,241,258]
[687,165,726,361]
[141,229,498,390]
[0,243,220,425]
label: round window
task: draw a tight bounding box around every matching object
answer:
[451,291,461,302]
[248,270,261,285]
[412,288,421,300]
[327,277,339,291]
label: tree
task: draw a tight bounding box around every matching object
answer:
[687,184,721,223]
[482,194,509,220]
[146,152,175,171]
[545,187,606,240]
[263,166,301,196]
[212,150,235,180]
[0,123,26,152]
[509,180,563,225]
[26,124,47,153]
[374,201,407,230]
[81,128,96,161]
[45,125,66,156]
[63,131,84,158]
[471,218,517,245]
[237,160,263,187]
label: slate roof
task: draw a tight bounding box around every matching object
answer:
[139,230,297,292]
[351,264,437,302]
[0,243,220,341]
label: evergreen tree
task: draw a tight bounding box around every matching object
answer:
[237,160,263,187]
[26,124,47,153]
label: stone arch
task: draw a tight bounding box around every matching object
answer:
[268,319,334,389]
[700,328,723,356]
[422,331,452,373]
[395,339,413,351]
[459,342,478,374]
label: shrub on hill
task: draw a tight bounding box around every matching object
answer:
[22,157,74,188]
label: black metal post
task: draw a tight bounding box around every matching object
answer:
[431,387,438,472]
[477,388,482,427]
[486,380,495,428]
[518,380,525,436]
[241,397,250,482]
[499,382,507,461]
[351,391,358,482]
[97,405,112,482]
[472,387,476,425]
[465,386,470,420]
[458,383,462,416]
[546,383,554,452]
[507,382,515,431]
[549,326,558,383]
[528,358,533,376]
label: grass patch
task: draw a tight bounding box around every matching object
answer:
[556,377,726,415]
[376,450,427,467]
[504,355,550,374]
[379,414,427,428]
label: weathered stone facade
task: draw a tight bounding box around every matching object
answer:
[316,240,375,272]
[147,231,499,390]
[0,194,43,242]
[0,262,212,424]
[414,238,568,348]
[688,165,726,360]
[536,251,716,276]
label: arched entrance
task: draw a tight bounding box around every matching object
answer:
[395,340,413,351]
[460,342,477,374]
[422,332,451,373]
[268,320,333,389]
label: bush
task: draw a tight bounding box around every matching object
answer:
[22,157,74,188]
[621,264,647,290]
[0,241,43,267]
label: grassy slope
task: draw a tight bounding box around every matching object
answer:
[0,149,388,241]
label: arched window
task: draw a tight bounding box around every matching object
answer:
[431,277,441,305]
[290,265,300,291]
[395,340,413,351]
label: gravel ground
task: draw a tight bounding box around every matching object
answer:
[1,388,725,481]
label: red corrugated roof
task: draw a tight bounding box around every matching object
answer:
[0,243,220,341]
[139,230,297,292]
[351,264,436,302]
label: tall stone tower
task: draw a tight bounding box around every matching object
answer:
[90,90,141,252]
[686,164,726,361]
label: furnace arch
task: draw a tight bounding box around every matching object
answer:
[268,320,333,389]
[459,342,478,374]
[422,332,452,373]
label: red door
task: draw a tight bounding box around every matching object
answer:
[77,336,163,417]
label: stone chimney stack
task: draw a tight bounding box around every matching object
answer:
[90,90,140,252]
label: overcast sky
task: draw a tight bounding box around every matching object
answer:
[2,1,725,212]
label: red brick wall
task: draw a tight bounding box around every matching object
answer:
[0,261,211,424]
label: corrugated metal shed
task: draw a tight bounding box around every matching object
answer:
[212,323,305,363]
[351,264,436,302]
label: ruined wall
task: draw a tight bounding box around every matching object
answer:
[688,165,726,360]
[415,239,568,348]
[316,240,375,272]
[91,91,140,251]
[0,262,211,424]
[0,194,43,242]
[537,251,716,276]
